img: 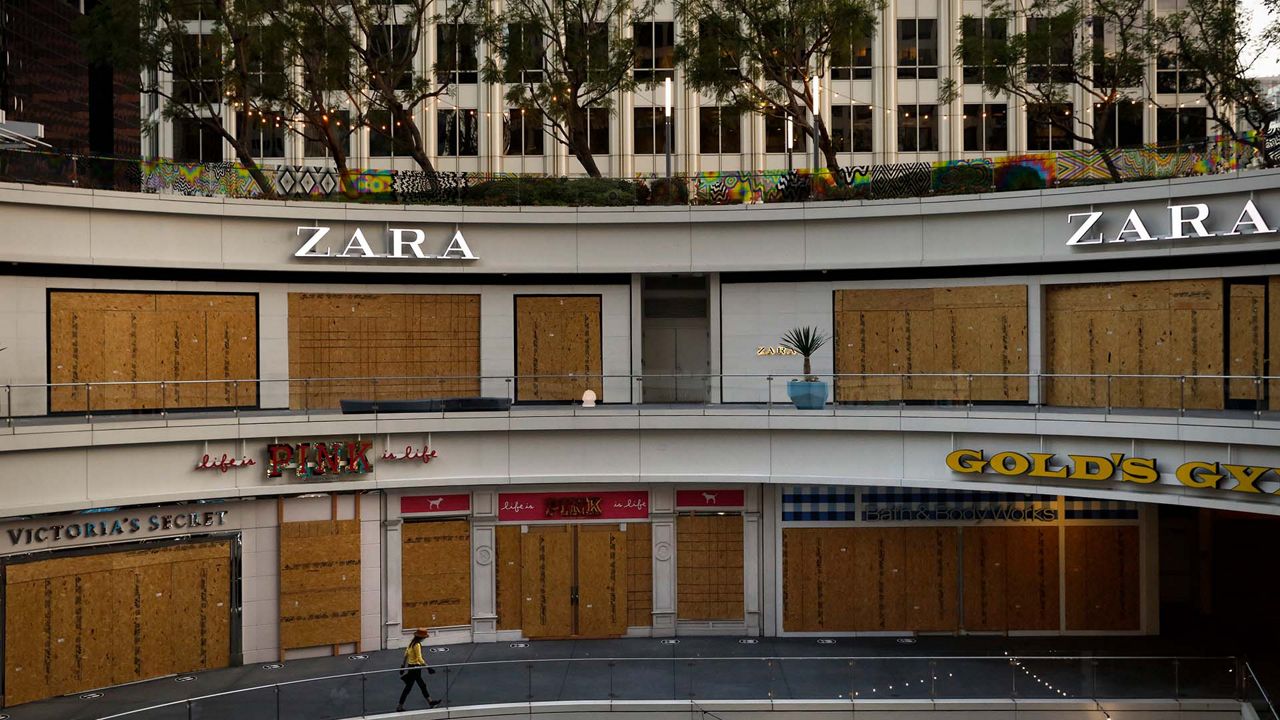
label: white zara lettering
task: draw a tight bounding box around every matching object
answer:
[1066,199,1275,246]
[292,226,479,261]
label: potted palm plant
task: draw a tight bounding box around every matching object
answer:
[780,326,829,409]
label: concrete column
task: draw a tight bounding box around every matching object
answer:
[708,273,722,404]
[471,521,498,641]
[758,483,779,636]
[1027,279,1044,405]
[650,486,677,635]
[743,484,763,636]
[383,517,405,647]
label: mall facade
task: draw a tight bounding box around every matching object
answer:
[0,170,1278,707]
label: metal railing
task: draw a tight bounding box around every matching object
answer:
[1245,660,1279,720]
[2,372,1277,433]
[88,654,1247,720]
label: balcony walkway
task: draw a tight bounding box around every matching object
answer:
[6,634,1276,720]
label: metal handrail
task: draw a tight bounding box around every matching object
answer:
[89,653,1241,720]
[1245,660,1279,718]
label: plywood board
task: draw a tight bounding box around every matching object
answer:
[515,295,603,402]
[279,520,361,649]
[961,527,1008,632]
[520,525,574,637]
[902,527,959,632]
[1271,277,1280,411]
[1045,280,1224,410]
[49,291,257,412]
[577,525,627,637]
[626,523,653,628]
[288,293,480,410]
[1228,284,1266,401]
[1004,526,1060,631]
[402,520,472,628]
[495,525,523,631]
[781,528,807,631]
[676,515,744,620]
[834,286,1028,404]
[815,528,858,631]
[3,540,232,706]
[1065,526,1141,631]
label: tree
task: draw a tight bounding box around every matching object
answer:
[81,0,283,196]
[292,0,464,186]
[674,0,882,172]
[471,0,655,177]
[1157,0,1280,167]
[948,0,1159,182]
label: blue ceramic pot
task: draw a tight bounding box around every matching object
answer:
[786,380,828,409]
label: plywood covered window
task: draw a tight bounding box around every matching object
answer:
[1044,279,1224,410]
[287,293,480,410]
[1064,526,1140,631]
[834,285,1028,403]
[676,514,743,620]
[279,520,361,649]
[3,540,232,706]
[514,295,603,402]
[48,291,258,412]
[402,520,472,628]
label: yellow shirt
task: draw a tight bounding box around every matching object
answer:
[405,643,426,667]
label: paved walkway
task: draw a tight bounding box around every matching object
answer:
[2,635,1273,720]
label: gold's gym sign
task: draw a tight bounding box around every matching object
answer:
[946,449,1280,495]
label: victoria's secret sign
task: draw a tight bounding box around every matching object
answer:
[497,491,649,521]
[5,510,230,547]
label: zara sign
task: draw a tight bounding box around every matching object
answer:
[1066,199,1274,246]
[294,225,478,260]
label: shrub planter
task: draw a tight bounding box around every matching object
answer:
[786,380,828,410]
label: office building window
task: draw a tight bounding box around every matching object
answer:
[1027,103,1073,150]
[437,108,479,156]
[897,104,937,152]
[303,111,354,158]
[897,19,938,79]
[1096,101,1144,148]
[238,110,286,158]
[369,109,416,157]
[634,22,675,82]
[831,105,873,152]
[962,103,1008,152]
[568,22,610,79]
[504,24,544,83]
[174,34,220,104]
[764,114,806,153]
[699,107,742,154]
[505,108,545,155]
[634,107,675,154]
[960,18,1006,85]
[369,24,413,90]
[586,108,610,154]
[437,23,479,84]
[173,118,221,162]
[1156,107,1208,148]
[1027,16,1074,83]
[831,34,873,80]
[1156,51,1205,94]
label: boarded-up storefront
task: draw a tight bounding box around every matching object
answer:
[48,291,258,412]
[515,295,603,402]
[288,293,481,410]
[834,285,1028,403]
[3,540,233,706]
[279,520,361,650]
[401,519,471,628]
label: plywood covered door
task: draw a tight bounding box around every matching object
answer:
[3,540,232,706]
[849,528,907,631]
[1228,283,1266,403]
[515,295,603,402]
[1065,526,1141,631]
[676,514,745,621]
[576,525,628,637]
[961,527,1008,631]
[1004,526,1060,631]
[520,525,575,638]
[402,520,472,628]
[902,527,959,632]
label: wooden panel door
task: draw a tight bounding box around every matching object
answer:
[495,525,524,631]
[1228,283,1266,402]
[402,520,472,628]
[576,525,628,637]
[515,295,603,402]
[961,527,1009,631]
[520,525,575,637]
[850,528,906,631]
[1065,526,1141,631]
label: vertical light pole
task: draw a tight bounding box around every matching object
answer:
[786,116,794,172]
[810,75,822,173]
[664,77,673,183]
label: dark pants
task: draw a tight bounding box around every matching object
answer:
[398,667,430,705]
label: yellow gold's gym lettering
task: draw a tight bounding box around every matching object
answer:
[945,449,1276,495]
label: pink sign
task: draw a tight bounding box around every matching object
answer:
[497,491,649,522]
[401,494,471,515]
[676,489,745,509]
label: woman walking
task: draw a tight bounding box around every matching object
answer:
[397,628,442,712]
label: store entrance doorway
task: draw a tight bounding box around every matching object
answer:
[641,275,710,403]
[519,524,629,638]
